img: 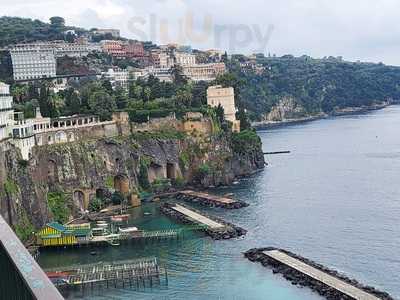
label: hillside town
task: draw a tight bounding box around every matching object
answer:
[0,19,259,160]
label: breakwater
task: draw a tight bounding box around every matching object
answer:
[161,203,246,240]
[245,248,394,300]
[176,190,249,209]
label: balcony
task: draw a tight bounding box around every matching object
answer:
[0,215,64,300]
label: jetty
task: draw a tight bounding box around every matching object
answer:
[263,151,291,155]
[161,203,247,240]
[245,248,393,300]
[176,190,248,209]
[46,257,167,291]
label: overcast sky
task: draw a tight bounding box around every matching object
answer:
[2,0,400,65]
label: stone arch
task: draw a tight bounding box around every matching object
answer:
[95,188,109,200]
[114,174,130,195]
[73,190,85,212]
[47,159,57,182]
[167,163,176,180]
[68,132,75,142]
[55,131,67,143]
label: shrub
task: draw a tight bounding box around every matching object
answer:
[47,192,70,224]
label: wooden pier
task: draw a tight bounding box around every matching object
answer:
[161,203,247,240]
[262,250,382,300]
[47,257,167,291]
[177,190,248,209]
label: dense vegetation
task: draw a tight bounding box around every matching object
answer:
[0,16,87,47]
[229,55,400,121]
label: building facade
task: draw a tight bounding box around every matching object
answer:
[101,40,126,57]
[207,85,240,132]
[53,41,90,58]
[125,41,145,58]
[102,68,130,90]
[0,82,14,142]
[10,43,57,81]
[183,63,226,82]
[92,29,120,38]
[174,52,196,66]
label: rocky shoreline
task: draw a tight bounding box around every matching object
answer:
[244,248,393,300]
[253,102,391,130]
[160,202,247,240]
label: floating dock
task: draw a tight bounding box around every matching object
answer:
[245,248,393,300]
[176,190,248,209]
[161,203,246,240]
[46,257,167,291]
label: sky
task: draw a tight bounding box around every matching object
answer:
[2,0,400,65]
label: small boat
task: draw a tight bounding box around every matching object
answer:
[144,212,152,216]
[90,251,97,256]
[111,214,129,222]
[119,227,138,234]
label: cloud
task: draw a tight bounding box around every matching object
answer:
[1,0,400,65]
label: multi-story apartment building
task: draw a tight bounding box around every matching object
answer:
[0,82,14,142]
[150,51,174,69]
[10,43,57,81]
[102,68,130,90]
[101,40,125,57]
[125,42,145,58]
[92,29,120,38]
[174,52,196,67]
[12,112,36,159]
[182,63,226,82]
[53,41,90,58]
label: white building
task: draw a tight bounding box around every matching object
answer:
[53,41,90,58]
[12,112,36,160]
[102,68,129,90]
[207,85,240,132]
[92,29,120,38]
[0,82,14,142]
[174,52,196,67]
[10,43,57,81]
[183,63,226,82]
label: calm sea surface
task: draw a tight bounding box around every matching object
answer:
[39,106,400,299]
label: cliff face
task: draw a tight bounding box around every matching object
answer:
[0,131,264,232]
[266,96,307,122]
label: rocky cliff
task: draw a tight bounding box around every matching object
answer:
[0,129,264,237]
[266,96,308,122]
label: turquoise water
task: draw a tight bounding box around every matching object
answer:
[39,106,400,299]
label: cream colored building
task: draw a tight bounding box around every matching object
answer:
[207,85,240,132]
[174,52,196,66]
[182,63,226,82]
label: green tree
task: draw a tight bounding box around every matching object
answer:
[115,86,128,109]
[89,90,116,121]
[64,89,81,115]
[49,16,65,30]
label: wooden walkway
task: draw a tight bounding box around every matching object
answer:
[263,250,381,300]
[179,190,236,204]
[48,258,165,290]
[171,204,225,229]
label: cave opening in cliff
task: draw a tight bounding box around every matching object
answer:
[167,163,176,180]
[114,175,129,195]
[73,190,85,212]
